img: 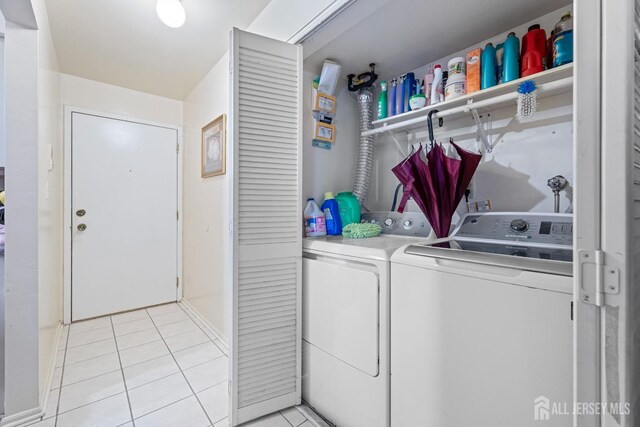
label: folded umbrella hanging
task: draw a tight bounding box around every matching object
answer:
[392,111,482,238]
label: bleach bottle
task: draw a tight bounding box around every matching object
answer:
[320,192,342,235]
[304,198,326,237]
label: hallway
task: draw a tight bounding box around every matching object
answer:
[26,303,314,427]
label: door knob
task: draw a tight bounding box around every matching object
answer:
[77,224,87,231]
[76,209,86,217]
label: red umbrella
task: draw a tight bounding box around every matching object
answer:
[392,139,482,238]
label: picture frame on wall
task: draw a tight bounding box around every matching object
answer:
[201,114,226,178]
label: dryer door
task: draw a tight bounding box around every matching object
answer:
[302,254,380,376]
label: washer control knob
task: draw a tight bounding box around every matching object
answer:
[510,219,529,233]
[403,220,413,229]
[384,218,395,227]
[370,219,379,225]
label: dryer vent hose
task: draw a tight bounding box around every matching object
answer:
[353,87,374,206]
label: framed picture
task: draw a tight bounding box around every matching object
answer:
[201,114,226,178]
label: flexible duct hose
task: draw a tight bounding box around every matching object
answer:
[353,87,374,205]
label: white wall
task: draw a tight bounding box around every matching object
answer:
[60,73,183,125]
[182,2,350,344]
[32,0,63,403]
[182,53,229,343]
[303,6,574,219]
[3,15,40,420]
[302,72,357,201]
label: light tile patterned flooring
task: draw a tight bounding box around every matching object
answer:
[27,302,315,427]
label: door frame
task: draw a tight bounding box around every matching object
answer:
[62,106,183,324]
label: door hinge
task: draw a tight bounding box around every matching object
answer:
[177,210,179,220]
[176,277,179,288]
[176,143,180,153]
[577,249,620,307]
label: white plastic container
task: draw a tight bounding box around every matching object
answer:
[445,73,467,100]
[430,65,444,105]
[447,57,466,76]
[304,198,327,237]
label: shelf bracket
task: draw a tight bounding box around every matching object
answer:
[470,109,493,153]
[386,130,407,158]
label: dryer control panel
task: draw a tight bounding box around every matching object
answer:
[455,213,573,246]
[361,211,432,237]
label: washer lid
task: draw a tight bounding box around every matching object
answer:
[441,239,573,262]
[404,242,573,277]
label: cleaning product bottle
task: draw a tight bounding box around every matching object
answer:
[403,72,415,113]
[495,43,504,84]
[335,192,361,225]
[424,67,434,105]
[396,74,406,114]
[320,192,342,235]
[502,32,520,83]
[304,198,326,237]
[521,24,547,77]
[481,43,497,89]
[377,80,388,120]
[547,29,555,69]
[553,12,573,67]
[388,78,397,117]
[430,65,444,105]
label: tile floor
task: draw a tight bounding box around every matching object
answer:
[27,302,316,427]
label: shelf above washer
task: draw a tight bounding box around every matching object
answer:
[364,63,574,137]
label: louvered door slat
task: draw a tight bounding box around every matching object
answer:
[230,28,302,426]
[634,0,640,285]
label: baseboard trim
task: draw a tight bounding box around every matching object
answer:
[0,406,43,427]
[1,322,63,427]
[179,299,228,353]
[41,322,64,408]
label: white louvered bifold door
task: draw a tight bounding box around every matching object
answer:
[573,1,603,425]
[228,28,303,426]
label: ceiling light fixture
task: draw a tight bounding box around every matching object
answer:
[156,0,186,28]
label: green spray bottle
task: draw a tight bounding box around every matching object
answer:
[377,80,388,120]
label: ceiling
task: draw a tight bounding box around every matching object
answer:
[305,0,572,81]
[45,0,271,100]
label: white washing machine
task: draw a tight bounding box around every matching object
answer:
[390,212,574,427]
[302,211,431,427]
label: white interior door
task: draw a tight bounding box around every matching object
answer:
[229,28,303,425]
[70,112,179,321]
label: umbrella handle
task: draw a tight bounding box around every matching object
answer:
[396,181,414,213]
[427,109,439,146]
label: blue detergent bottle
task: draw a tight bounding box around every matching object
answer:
[481,43,497,89]
[321,192,342,235]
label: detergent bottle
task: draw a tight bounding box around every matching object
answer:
[502,32,520,83]
[335,192,361,225]
[521,24,547,77]
[553,12,573,67]
[377,80,388,120]
[304,198,326,237]
[481,43,497,89]
[396,74,406,114]
[388,78,397,117]
[321,192,342,235]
